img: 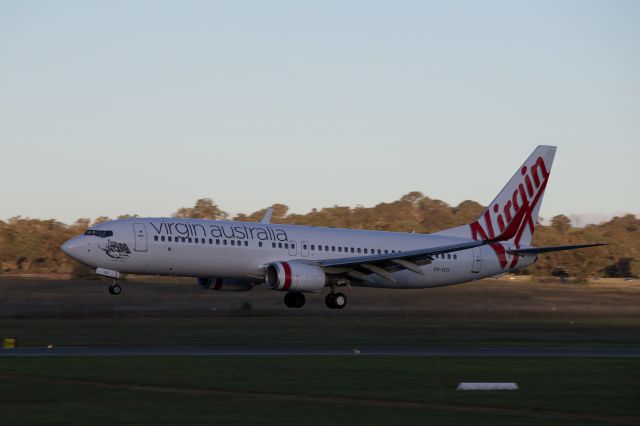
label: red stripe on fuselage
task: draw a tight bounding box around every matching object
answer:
[282,262,292,291]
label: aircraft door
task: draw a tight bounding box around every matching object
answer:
[133,223,148,252]
[301,241,309,257]
[471,247,482,273]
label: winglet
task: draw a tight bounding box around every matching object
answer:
[260,207,273,224]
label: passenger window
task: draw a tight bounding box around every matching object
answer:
[259,242,263,247]
[285,243,289,249]
[453,254,457,260]
[331,246,335,252]
[364,248,368,254]
[216,239,220,245]
[318,245,322,251]
[209,239,212,244]
[311,245,315,250]
[188,238,192,243]
[325,245,329,251]
[303,244,307,250]
[154,236,158,241]
[160,236,165,242]
[377,249,382,254]
[350,247,354,253]
[272,242,276,248]
[168,237,172,242]
[447,254,451,259]
[384,250,388,254]
[244,241,248,247]
[338,247,342,252]
[223,240,227,245]
[278,243,283,249]
[231,240,235,246]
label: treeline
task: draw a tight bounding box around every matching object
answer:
[0,193,637,278]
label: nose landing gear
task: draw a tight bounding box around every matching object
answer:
[108,280,122,295]
[325,292,347,309]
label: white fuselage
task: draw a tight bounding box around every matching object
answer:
[62,218,534,289]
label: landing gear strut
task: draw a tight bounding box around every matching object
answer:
[325,292,347,309]
[108,279,122,295]
[284,291,305,308]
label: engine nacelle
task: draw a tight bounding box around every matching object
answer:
[197,277,254,291]
[265,261,326,293]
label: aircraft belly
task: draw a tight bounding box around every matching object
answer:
[146,246,263,278]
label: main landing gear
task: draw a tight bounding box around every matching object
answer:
[325,292,347,309]
[282,291,348,309]
[108,279,122,295]
[284,291,305,308]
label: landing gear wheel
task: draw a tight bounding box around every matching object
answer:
[284,291,305,308]
[333,292,347,309]
[325,293,336,309]
[284,292,294,307]
[109,283,122,295]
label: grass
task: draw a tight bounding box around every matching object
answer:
[0,357,638,425]
[2,277,640,424]
[2,317,640,348]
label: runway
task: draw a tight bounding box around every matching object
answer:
[2,346,640,357]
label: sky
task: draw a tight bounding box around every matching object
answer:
[1,0,639,225]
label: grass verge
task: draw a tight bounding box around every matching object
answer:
[0,357,638,425]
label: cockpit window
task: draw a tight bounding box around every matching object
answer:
[84,230,113,238]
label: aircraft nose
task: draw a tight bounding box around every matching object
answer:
[61,237,85,260]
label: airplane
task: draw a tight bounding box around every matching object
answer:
[61,145,604,309]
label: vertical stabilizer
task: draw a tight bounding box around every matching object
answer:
[436,145,556,248]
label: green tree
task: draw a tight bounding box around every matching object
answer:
[173,198,227,220]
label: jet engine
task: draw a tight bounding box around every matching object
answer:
[265,261,326,292]
[197,277,254,291]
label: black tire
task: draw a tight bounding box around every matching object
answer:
[292,292,305,308]
[325,293,336,309]
[333,292,347,309]
[284,292,294,308]
[110,284,122,295]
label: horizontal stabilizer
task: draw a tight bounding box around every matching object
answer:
[507,243,606,255]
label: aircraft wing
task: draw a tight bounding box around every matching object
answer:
[316,215,525,282]
[317,239,488,282]
[506,243,606,255]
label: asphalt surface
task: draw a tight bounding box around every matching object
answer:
[2,346,640,357]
